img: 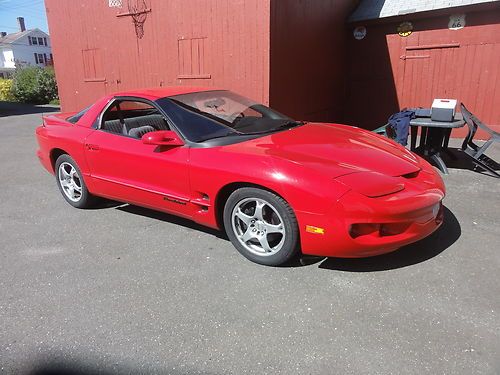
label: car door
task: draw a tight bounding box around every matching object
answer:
[83,97,193,218]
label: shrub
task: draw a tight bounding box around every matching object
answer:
[0,78,14,101]
[11,66,59,104]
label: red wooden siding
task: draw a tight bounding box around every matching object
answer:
[269,0,359,122]
[346,8,500,136]
[46,0,499,138]
[45,0,271,112]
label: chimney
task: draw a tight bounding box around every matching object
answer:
[1,32,7,37]
[17,17,26,32]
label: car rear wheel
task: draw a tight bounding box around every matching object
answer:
[223,187,300,266]
[55,154,96,208]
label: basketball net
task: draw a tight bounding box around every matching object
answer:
[128,0,148,39]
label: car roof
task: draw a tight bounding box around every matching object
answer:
[112,86,221,100]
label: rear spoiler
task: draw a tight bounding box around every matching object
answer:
[42,113,75,127]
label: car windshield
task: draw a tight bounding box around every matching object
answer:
[156,90,301,142]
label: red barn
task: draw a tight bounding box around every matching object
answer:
[44,0,356,123]
[45,0,500,135]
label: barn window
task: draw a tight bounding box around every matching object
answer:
[177,37,211,79]
[82,48,105,82]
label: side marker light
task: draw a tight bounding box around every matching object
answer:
[306,225,325,235]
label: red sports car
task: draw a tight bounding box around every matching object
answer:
[36,87,445,266]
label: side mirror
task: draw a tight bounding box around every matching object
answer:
[142,130,184,147]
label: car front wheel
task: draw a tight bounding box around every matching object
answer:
[223,187,300,266]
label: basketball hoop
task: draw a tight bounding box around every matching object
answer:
[128,0,149,39]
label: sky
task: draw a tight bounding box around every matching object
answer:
[0,0,49,34]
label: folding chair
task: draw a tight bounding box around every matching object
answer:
[372,123,396,140]
[460,103,500,177]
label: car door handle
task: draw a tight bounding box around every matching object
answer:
[85,143,100,151]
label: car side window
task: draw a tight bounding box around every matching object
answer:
[100,99,170,139]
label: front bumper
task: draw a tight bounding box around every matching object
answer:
[297,186,445,258]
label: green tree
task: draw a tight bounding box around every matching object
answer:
[11,66,59,104]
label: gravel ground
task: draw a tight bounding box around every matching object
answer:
[0,105,499,374]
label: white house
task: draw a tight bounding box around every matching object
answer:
[0,17,52,78]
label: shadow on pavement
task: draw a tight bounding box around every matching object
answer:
[28,358,217,375]
[0,101,60,117]
[443,147,500,176]
[115,203,227,239]
[318,206,460,272]
[114,203,460,272]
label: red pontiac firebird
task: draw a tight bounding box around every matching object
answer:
[36,87,445,266]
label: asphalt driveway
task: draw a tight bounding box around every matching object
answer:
[0,105,499,374]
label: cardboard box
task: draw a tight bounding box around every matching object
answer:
[431,99,457,122]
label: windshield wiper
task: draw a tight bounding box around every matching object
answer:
[197,131,240,142]
[274,120,306,130]
[244,120,306,135]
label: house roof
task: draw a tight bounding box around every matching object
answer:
[349,0,500,22]
[0,29,48,46]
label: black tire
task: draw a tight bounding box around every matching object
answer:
[55,154,96,208]
[223,187,300,266]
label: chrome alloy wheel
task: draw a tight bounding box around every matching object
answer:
[231,197,286,256]
[58,162,83,202]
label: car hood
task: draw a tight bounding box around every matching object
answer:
[228,123,421,178]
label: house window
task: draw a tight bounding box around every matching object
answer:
[28,36,32,45]
[38,37,43,45]
[32,37,38,45]
[38,54,44,64]
[43,37,47,46]
[43,54,47,64]
[34,53,38,63]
